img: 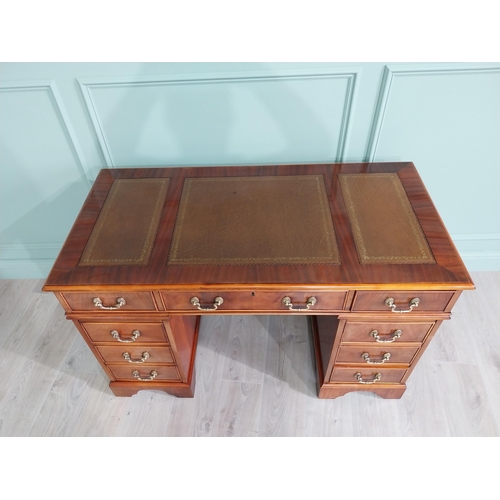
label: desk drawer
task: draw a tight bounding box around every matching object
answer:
[96,346,175,364]
[342,322,434,344]
[160,290,347,312]
[62,292,157,312]
[352,291,454,313]
[109,365,180,382]
[336,345,419,365]
[330,367,406,384]
[81,322,169,344]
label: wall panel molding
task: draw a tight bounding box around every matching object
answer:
[0,80,92,186]
[2,63,499,276]
[365,64,500,161]
[78,68,361,167]
[0,80,91,279]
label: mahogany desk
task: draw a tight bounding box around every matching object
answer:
[43,162,474,399]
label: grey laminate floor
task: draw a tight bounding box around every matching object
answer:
[1,272,499,437]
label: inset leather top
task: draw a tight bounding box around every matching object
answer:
[43,163,474,290]
[79,178,169,266]
[168,175,340,265]
[339,173,435,265]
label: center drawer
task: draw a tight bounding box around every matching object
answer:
[160,290,347,312]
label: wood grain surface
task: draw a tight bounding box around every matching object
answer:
[42,163,474,290]
[0,273,496,436]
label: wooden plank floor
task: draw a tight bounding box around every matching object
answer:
[0,272,499,437]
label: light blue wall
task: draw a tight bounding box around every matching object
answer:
[1,62,499,278]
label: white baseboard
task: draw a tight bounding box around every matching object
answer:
[0,259,54,279]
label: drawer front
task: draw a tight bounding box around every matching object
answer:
[81,322,169,344]
[96,346,175,364]
[336,345,419,365]
[342,322,433,344]
[109,365,180,381]
[330,367,406,384]
[62,292,157,312]
[161,290,347,312]
[352,291,454,313]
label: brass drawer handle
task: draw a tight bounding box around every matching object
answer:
[93,297,126,310]
[362,352,391,364]
[355,372,382,384]
[190,296,224,311]
[132,370,158,381]
[123,351,150,363]
[385,297,420,313]
[370,329,402,343]
[282,296,317,311]
[110,329,141,342]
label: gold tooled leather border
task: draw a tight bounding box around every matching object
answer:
[339,173,435,264]
[79,178,170,266]
[168,175,340,265]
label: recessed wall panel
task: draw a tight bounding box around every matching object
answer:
[86,75,353,166]
[373,68,500,237]
[0,85,89,246]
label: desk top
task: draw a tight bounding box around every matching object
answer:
[43,162,474,291]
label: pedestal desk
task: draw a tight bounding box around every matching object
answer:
[43,162,474,399]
